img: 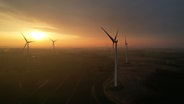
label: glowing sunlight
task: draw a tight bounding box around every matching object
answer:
[30,31,46,40]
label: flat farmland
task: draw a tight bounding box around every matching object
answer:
[0,48,183,104]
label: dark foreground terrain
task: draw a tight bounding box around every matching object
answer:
[105,48,184,104]
[0,48,184,104]
[0,48,115,104]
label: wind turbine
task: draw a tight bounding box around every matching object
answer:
[49,38,56,51]
[124,32,128,64]
[21,33,34,56]
[101,27,119,87]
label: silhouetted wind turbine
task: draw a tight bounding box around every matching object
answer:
[101,27,119,87]
[21,33,34,56]
[49,38,56,51]
[124,32,128,64]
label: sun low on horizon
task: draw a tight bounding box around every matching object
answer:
[0,1,183,48]
[29,31,46,41]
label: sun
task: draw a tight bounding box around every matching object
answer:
[30,31,46,40]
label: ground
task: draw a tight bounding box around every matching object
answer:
[104,48,184,104]
[0,48,183,104]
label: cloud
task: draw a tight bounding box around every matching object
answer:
[0,0,184,47]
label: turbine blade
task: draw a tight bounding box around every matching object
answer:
[49,38,54,42]
[28,41,35,43]
[124,33,128,45]
[124,32,126,41]
[23,43,27,49]
[21,33,28,42]
[114,30,118,40]
[101,27,114,42]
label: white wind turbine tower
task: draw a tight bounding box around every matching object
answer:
[101,27,119,87]
[124,32,128,64]
[49,38,56,51]
[21,33,34,56]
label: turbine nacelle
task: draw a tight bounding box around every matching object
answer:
[123,32,129,64]
[21,33,34,49]
[27,41,34,43]
[49,38,56,51]
[101,26,119,87]
[125,42,128,45]
[49,38,56,43]
[21,32,34,56]
[114,40,118,43]
[124,32,128,46]
[101,27,119,44]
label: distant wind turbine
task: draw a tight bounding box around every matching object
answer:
[124,32,128,64]
[101,27,119,87]
[21,33,34,56]
[49,38,56,51]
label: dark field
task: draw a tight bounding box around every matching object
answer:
[105,48,184,104]
[0,48,184,104]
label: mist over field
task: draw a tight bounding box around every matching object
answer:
[0,0,184,103]
[0,48,183,104]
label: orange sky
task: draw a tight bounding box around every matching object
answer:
[0,0,183,48]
